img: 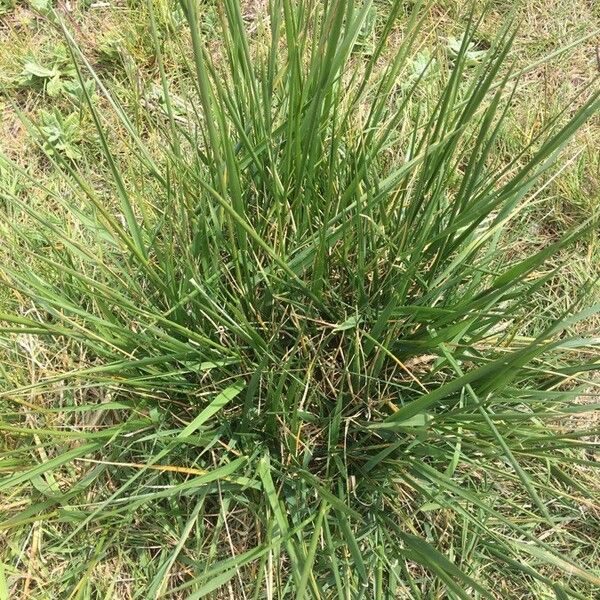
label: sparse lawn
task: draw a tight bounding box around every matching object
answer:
[0,1,599,598]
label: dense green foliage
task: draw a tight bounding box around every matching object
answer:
[0,1,598,597]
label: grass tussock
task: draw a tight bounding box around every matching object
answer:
[0,1,599,598]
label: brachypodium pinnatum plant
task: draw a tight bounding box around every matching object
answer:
[1,0,599,597]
